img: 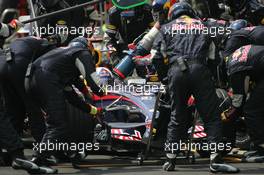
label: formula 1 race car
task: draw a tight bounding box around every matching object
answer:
[82,65,236,165]
[91,73,197,165]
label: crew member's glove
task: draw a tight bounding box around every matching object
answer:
[9,19,24,30]
[106,44,116,52]
[132,55,152,66]
[221,106,242,122]
[131,44,151,66]
[89,105,103,116]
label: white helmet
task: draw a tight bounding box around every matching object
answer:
[96,67,114,86]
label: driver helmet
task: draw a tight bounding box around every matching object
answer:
[96,67,114,86]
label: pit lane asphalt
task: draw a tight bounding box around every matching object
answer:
[1,149,264,175]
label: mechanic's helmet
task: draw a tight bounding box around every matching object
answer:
[168,2,197,20]
[152,0,169,12]
[68,36,88,49]
[152,0,172,22]
[229,19,248,30]
[96,67,114,86]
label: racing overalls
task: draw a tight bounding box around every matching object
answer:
[223,26,264,58]
[0,50,24,157]
[152,16,223,152]
[34,0,85,44]
[106,4,154,78]
[26,45,103,155]
[105,4,154,51]
[0,36,56,142]
[226,44,264,153]
[225,0,264,25]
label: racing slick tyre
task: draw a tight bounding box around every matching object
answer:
[66,102,95,144]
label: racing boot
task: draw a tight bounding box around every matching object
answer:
[11,149,57,174]
[210,153,240,173]
[12,158,40,173]
[67,151,87,169]
[162,153,176,171]
[242,145,264,163]
[31,153,58,166]
[13,158,58,174]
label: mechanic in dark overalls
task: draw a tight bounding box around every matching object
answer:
[105,2,154,77]
[223,20,264,59]
[0,22,57,173]
[0,20,23,163]
[105,3,154,52]
[26,37,104,169]
[223,44,264,163]
[152,2,239,173]
[0,35,61,142]
[224,0,264,25]
[34,0,77,44]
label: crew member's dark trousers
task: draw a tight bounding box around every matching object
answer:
[0,104,23,152]
[28,68,69,154]
[0,52,24,154]
[166,63,222,152]
[2,80,26,135]
[244,79,264,151]
[1,65,46,142]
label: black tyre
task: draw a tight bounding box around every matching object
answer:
[66,102,95,143]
